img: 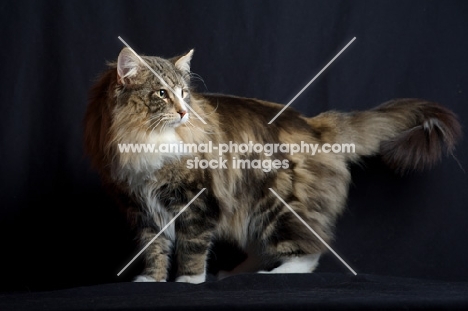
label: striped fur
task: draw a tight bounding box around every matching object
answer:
[84,48,461,283]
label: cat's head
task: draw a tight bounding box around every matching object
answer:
[114,47,194,130]
[84,48,197,178]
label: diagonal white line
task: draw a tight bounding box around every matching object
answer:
[117,188,206,276]
[117,36,207,125]
[268,37,356,124]
[268,188,357,275]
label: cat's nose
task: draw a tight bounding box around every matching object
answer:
[178,110,187,119]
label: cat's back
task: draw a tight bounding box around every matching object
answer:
[196,93,312,135]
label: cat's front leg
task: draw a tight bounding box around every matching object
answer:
[174,207,216,284]
[134,227,172,282]
[174,234,212,284]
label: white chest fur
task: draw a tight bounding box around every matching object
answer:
[112,128,187,183]
[113,128,186,241]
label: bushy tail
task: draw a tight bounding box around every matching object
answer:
[308,99,462,173]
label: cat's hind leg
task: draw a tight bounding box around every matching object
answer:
[256,198,331,274]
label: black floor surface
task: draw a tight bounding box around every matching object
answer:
[1,273,468,310]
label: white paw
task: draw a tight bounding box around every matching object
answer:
[268,264,304,274]
[257,254,321,274]
[133,275,166,282]
[175,273,206,284]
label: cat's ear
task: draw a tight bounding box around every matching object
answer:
[117,47,142,85]
[174,49,194,73]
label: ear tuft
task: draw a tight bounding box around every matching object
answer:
[174,49,194,72]
[117,47,142,85]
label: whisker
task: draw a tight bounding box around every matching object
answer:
[149,117,169,136]
[189,71,208,91]
[160,120,169,134]
[148,116,163,128]
[183,121,195,140]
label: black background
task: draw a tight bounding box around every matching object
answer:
[1,0,467,293]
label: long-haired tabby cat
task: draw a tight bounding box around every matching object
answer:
[84,47,461,283]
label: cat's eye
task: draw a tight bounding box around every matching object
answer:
[155,89,168,99]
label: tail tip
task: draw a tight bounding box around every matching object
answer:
[380,102,462,174]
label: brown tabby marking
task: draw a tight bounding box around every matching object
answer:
[84,48,461,283]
